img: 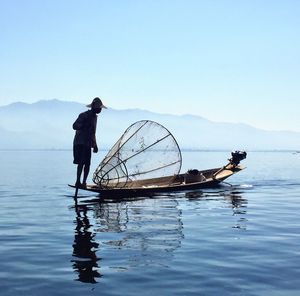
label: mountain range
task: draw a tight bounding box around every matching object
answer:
[0,99,299,150]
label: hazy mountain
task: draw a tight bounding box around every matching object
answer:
[0,99,299,150]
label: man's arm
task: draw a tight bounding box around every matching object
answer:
[73,113,87,130]
[92,117,98,152]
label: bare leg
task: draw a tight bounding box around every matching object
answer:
[76,164,84,186]
[82,164,90,186]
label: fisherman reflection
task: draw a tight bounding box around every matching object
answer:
[72,204,101,283]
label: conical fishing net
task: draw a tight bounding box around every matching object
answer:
[93,120,182,188]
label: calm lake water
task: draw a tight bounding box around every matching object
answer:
[0,150,300,296]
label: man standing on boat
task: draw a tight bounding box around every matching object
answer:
[73,97,107,188]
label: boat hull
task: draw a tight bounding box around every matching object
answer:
[69,165,244,198]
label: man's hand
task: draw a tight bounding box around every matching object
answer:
[93,146,98,153]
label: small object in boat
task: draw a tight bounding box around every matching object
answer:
[185,169,206,184]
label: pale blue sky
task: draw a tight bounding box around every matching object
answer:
[0,0,299,132]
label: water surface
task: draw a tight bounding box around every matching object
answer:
[1,150,300,295]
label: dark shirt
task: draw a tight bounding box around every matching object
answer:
[73,110,98,148]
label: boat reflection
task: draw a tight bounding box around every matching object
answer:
[71,186,248,283]
[224,190,248,230]
[183,187,248,228]
[183,187,248,230]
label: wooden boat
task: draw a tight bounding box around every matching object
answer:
[69,160,245,197]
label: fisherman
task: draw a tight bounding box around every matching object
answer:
[73,97,107,188]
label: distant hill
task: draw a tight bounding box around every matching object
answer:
[0,99,299,150]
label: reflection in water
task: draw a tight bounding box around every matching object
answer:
[93,198,184,266]
[71,187,248,283]
[184,187,248,230]
[71,204,101,283]
[71,196,184,282]
[226,191,248,230]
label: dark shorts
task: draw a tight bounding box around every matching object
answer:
[73,145,92,165]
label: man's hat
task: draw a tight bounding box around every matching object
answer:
[87,97,107,109]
